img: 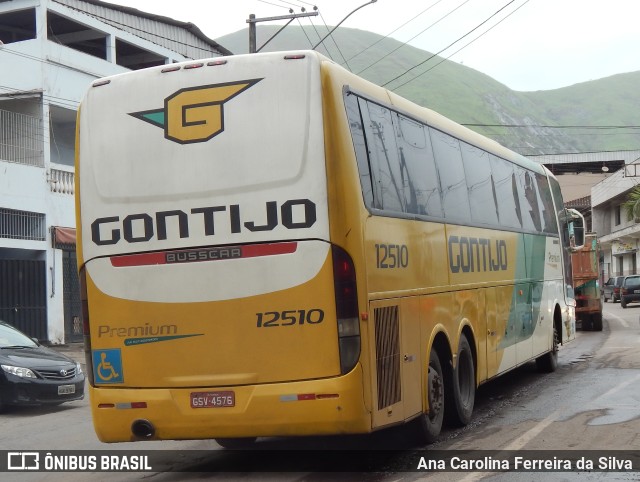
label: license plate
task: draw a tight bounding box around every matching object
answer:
[635,290,640,294]
[58,385,75,395]
[190,391,235,408]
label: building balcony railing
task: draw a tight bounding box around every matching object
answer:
[48,168,75,195]
[0,109,44,167]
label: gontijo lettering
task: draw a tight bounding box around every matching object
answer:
[91,199,317,246]
[448,235,508,273]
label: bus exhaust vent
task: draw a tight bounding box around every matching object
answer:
[374,306,401,410]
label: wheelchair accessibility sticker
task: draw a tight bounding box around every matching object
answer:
[93,349,124,384]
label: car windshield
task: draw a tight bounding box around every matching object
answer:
[0,323,38,348]
[625,277,640,288]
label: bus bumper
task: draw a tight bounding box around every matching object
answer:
[89,365,371,442]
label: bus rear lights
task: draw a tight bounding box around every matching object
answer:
[280,393,339,402]
[207,60,228,67]
[161,65,181,73]
[338,317,359,337]
[284,54,306,60]
[332,246,361,374]
[97,402,148,410]
[184,62,204,70]
[92,79,110,87]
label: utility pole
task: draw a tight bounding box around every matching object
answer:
[247,10,318,54]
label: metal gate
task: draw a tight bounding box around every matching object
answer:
[0,259,47,340]
[62,250,83,343]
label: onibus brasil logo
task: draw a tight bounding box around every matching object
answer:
[129,79,262,144]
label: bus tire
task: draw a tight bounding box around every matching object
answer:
[412,349,445,444]
[446,334,475,427]
[536,324,558,373]
[215,437,257,449]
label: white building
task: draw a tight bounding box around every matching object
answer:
[530,150,640,284]
[0,0,229,343]
[592,156,640,280]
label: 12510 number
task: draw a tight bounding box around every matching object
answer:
[375,243,409,268]
[256,309,325,328]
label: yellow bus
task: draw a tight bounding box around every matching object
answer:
[76,50,584,446]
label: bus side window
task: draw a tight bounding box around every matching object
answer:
[344,94,374,208]
[513,165,541,232]
[461,141,498,226]
[535,173,558,234]
[430,128,471,223]
[489,155,522,229]
[395,113,443,218]
[359,100,404,213]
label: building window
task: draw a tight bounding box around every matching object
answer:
[615,205,621,226]
[47,11,108,60]
[0,9,36,44]
[0,208,46,241]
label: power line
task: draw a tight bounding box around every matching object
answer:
[346,0,445,64]
[356,0,471,76]
[465,124,640,130]
[391,0,531,91]
[382,0,518,88]
[314,11,351,69]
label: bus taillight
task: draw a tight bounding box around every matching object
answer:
[332,246,361,375]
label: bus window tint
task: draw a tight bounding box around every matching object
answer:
[359,100,404,212]
[461,142,498,225]
[345,94,374,207]
[535,173,558,234]
[430,129,471,222]
[395,114,443,217]
[514,166,542,232]
[489,155,521,229]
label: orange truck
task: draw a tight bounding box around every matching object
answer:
[572,233,603,331]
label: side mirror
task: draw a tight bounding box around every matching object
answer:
[564,208,585,250]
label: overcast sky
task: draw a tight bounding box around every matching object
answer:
[106,0,640,92]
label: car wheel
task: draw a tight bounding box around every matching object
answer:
[621,298,627,308]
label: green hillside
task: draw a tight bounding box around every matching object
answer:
[216,26,640,155]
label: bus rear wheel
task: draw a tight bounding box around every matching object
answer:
[411,349,445,444]
[215,437,257,449]
[446,334,475,426]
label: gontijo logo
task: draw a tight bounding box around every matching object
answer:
[129,79,262,144]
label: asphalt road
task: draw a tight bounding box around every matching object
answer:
[3,302,639,481]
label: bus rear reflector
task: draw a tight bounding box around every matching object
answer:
[110,242,298,267]
[332,245,361,375]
